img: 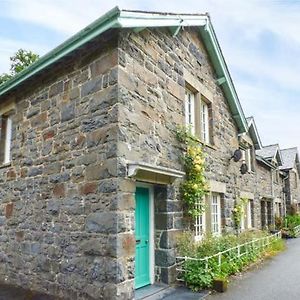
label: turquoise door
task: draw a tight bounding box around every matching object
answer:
[135,187,151,289]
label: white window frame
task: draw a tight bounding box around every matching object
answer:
[247,200,253,228]
[240,203,245,231]
[185,90,195,134]
[194,200,206,241]
[4,116,12,164]
[201,100,210,144]
[211,194,221,235]
[246,148,252,172]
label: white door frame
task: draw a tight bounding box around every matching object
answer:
[136,182,155,285]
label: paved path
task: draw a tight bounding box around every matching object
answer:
[206,238,300,300]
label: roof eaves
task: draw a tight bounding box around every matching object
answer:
[0,8,249,135]
[199,22,247,133]
[256,155,274,169]
[246,117,262,149]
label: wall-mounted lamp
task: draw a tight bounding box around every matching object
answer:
[240,162,248,175]
[231,149,242,162]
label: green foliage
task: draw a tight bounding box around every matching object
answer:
[0,49,39,85]
[232,197,248,230]
[176,126,208,218]
[0,73,13,85]
[281,215,300,238]
[275,216,283,230]
[285,214,300,227]
[177,230,284,290]
[265,238,286,254]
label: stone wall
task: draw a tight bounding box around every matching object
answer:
[285,168,300,212]
[117,26,266,288]
[0,30,136,300]
[0,25,288,300]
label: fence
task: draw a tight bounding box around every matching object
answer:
[293,225,300,237]
[176,231,281,282]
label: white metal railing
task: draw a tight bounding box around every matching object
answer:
[176,231,281,282]
[293,225,300,236]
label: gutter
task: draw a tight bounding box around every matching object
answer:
[0,7,248,135]
[199,20,248,133]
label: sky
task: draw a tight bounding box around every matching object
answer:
[0,0,299,151]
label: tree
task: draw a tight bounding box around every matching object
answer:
[0,49,39,85]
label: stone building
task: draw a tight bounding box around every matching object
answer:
[0,7,298,300]
[280,147,300,213]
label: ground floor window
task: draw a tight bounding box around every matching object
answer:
[194,201,206,241]
[211,193,221,235]
[275,202,282,218]
[267,201,272,226]
[261,201,266,229]
[261,200,273,229]
[247,199,254,228]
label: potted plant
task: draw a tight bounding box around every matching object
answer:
[212,276,228,293]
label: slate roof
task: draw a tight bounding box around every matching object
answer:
[280,147,299,170]
[256,144,280,160]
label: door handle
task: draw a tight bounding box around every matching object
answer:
[136,239,141,244]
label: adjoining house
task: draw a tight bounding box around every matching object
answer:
[280,147,300,213]
[0,7,298,300]
[256,144,285,227]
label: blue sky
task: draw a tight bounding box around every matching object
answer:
[0,0,299,151]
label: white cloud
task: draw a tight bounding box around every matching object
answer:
[0,38,48,73]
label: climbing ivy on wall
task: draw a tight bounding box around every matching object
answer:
[176,126,209,218]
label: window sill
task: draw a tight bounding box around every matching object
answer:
[0,162,11,169]
[202,142,217,151]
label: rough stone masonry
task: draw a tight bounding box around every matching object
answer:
[0,21,289,300]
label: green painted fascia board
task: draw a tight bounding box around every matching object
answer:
[199,22,247,133]
[0,8,247,135]
[247,118,263,149]
[0,6,122,97]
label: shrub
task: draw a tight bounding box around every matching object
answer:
[177,230,284,291]
[281,215,300,238]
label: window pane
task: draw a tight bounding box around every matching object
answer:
[0,116,8,164]
[211,194,221,235]
[4,117,12,164]
[194,200,205,240]
[201,101,209,143]
[185,90,195,134]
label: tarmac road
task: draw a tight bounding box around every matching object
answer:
[206,238,300,300]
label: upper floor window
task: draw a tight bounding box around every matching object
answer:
[0,115,12,165]
[185,89,195,134]
[185,86,213,144]
[275,169,280,184]
[242,146,254,173]
[201,100,210,144]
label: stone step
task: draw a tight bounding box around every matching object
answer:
[135,284,209,300]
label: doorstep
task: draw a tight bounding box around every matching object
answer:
[135,283,209,300]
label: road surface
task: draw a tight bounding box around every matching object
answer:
[206,238,300,300]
